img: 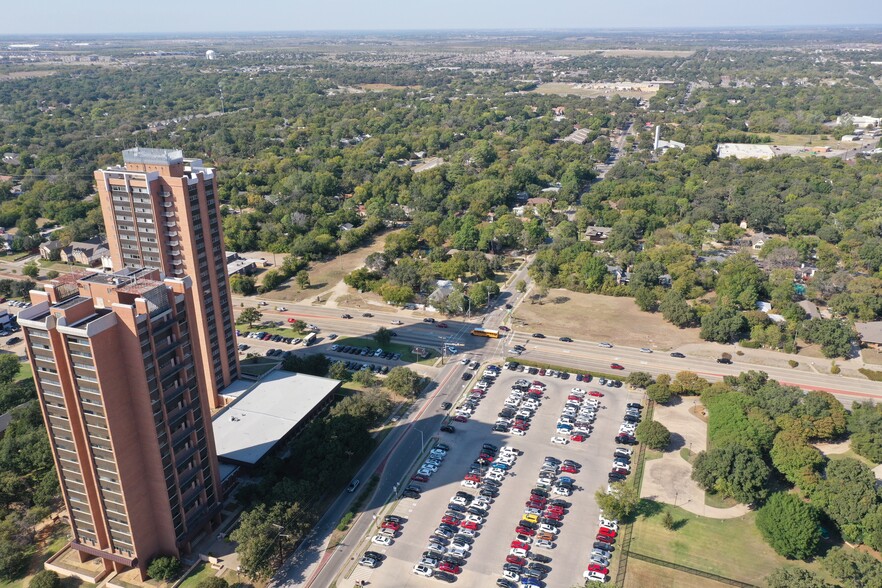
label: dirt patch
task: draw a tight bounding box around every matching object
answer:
[862,348,882,366]
[358,83,422,91]
[0,69,57,80]
[512,289,703,349]
[533,81,665,99]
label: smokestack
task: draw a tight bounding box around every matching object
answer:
[654,124,661,150]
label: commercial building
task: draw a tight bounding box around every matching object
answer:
[19,269,222,581]
[94,148,239,408]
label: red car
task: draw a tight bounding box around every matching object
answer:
[589,390,604,397]
[499,326,511,332]
[567,395,583,402]
[287,318,297,323]
[529,495,547,505]
[598,527,617,538]
[545,506,565,515]
[479,453,495,462]
[412,474,429,482]
[381,521,400,531]
[506,555,528,566]
[438,562,461,574]
[453,415,468,423]
[596,534,615,543]
[460,520,479,530]
[610,363,625,370]
[539,369,546,376]
[471,388,486,395]
[560,465,578,474]
[465,474,481,482]
[532,381,545,389]
[436,323,449,329]
[543,512,563,522]
[516,526,536,536]
[570,434,586,442]
[611,467,630,476]
[526,501,544,510]
[511,540,530,550]
[587,563,609,575]
[440,516,460,527]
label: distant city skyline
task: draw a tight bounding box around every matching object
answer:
[2,0,881,36]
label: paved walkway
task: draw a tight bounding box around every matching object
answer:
[641,400,749,519]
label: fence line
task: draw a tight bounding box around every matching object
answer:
[627,552,759,588]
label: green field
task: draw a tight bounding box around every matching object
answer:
[629,501,830,586]
[333,336,436,364]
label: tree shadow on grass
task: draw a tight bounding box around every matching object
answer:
[633,498,665,520]
[669,517,689,531]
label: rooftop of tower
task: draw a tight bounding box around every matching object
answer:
[122,147,184,166]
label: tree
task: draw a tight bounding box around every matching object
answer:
[196,578,229,588]
[295,270,310,289]
[822,546,882,588]
[661,511,675,530]
[384,367,422,398]
[260,269,286,292]
[635,420,671,451]
[660,290,697,328]
[29,571,59,588]
[700,304,747,343]
[147,556,181,582]
[44,270,58,280]
[770,429,824,487]
[812,458,878,543]
[327,361,350,381]
[230,274,257,295]
[594,482,640,520]
[21,263,38,279]
[352,369,378,388]
[289,319,307,334]
[716,253,766,309]
[516,280,527,293]
[634,287,658,312]
[646,382,672,404]
[0,355,21,385]
[756,492,821,560]
[232,502,313,580]
[373,327,392,346]
[238,307,262,327]
[692,444,771,505]
[626,371,654,389]
[765,567,834,588]
[800,319,854,359]
[670,371,710,396]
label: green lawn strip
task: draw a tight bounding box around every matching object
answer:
[504,357,621,381]
[14,361,32,382]
[177,562,216,588]
[704,491,739,509]
[629,503,826,586]
[826,449,877,467]
[334,336,436,364]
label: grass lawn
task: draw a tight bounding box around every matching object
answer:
[629,501,830,586]
[333,336,437,364]
[827,449,877,467]
[15,360,32,382]
[239,357,281,378]
[624,557,735,588]
[178,563,216,588]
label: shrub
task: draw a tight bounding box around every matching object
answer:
[645,383,671,404]
[195,578,229,588]
[859,368,882,382]
[740,340,761,349]
[788,360,799,368]
[830,362,841,375]
[756,492,821,560]
[337,511,354,531]
[661,511,675,530]
[29,571,60,588]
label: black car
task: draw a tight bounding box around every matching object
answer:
[609,472,627,481]
[482,479,502,488]
[467,506,487,517]
[497,579,515,588]
[441,402,453,410]
[563,459,581,467]
[548,499,569,508]
[670,352,686,358]
[423,317,436,323]
[528,553,552,563]
[437,443,450,451]
[455,490,473,500]
[402,490,420,499]
[429,536,449,546]
[434,571,456,583]
[447,503,466,513]
[480,488,499,497]
[443,555,466,566]
[461,372,472,380]
[493,424,509,432]
[483,443,499,452]
[505,303,513,309]
[407,484,423,493]
[559,336,573,342]
[364,550,385,561]
[615,435,639,445]
[593,541,614,552]
[453,534,475,545]
[503,563,524,574]
[518,520,538,530]
[445,511,465,521]
[627,402,644,410]
[439,523,458,533]
[531,488,550,498]
[531,333,545,338]
[384,515,406,525]
[539,518,562,528]
[521,568,544,579]
[440,425,456,433]
[623,415,641,423]
[717,357,733,364]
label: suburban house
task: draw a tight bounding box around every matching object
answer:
[741,231,771,250]
[64,238,112,269]
[607,265,630,285]
[427,280,455,312]
[798,300,821,320]
[339,223,355,232]
[856,321,882,350]
[225,251,264,277]
[585,226,613,243]
[39,240,65,261]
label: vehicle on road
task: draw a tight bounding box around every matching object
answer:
[471,328,501,338]
[559,336,573,342]
[639,347,652,353]
[598,342,613,348]
[670,352,686,358]
[341,313,352,319]
[610,363,624,370]
[531,333,545,338]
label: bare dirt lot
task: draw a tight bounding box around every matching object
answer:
[551,49,694,58]
[512,289,703,349]
[533,82,665,99]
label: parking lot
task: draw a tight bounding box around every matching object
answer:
[352,362,643,587]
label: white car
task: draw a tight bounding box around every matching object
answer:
[511,428,527,436]
[465,514,484,524]
[476,381,490,390]
[598,342,613,348]
[413,564,434,577]
[550,436,569,445]
[450,496,469,506]
[524,508,542,516]
[537,476,555,485]
[503,570,520,582]
[552,486,572,496]
[501,446,520,455]
[615,447,633,457]
[446,547,468,558]
[510,547,529,558]
[487,472,505,482]
[421,463,438,472]
[640,347,652,353]
[613,461,631,471]
[461,480,479,488]
[585,570,607,582]
[539,524,559,535]
[536,539,554,549]
[599,517,618,529]
[472,498,491,509]
[571,387,585,394]
[372,535,393,546]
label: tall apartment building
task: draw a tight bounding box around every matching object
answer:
[18,268,222,580]
[94,148,238,408]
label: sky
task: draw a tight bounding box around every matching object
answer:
[2,0,881,36]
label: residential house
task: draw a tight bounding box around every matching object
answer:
[339,223,355,232]
[61,238,112,270]
[742,231,771,250]
[39,240,64,261]
[427,280,455,312]
[658,274,673,287]
[856,321,882,350]
[607,265,629,285]
[797,300,821,320]
[585,226,613,243]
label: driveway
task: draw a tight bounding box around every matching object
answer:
[640,400,748,519]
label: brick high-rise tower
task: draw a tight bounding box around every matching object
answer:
[94,148,238,408]
[19,268,222,580]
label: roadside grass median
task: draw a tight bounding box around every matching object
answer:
[505,357,621,382]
